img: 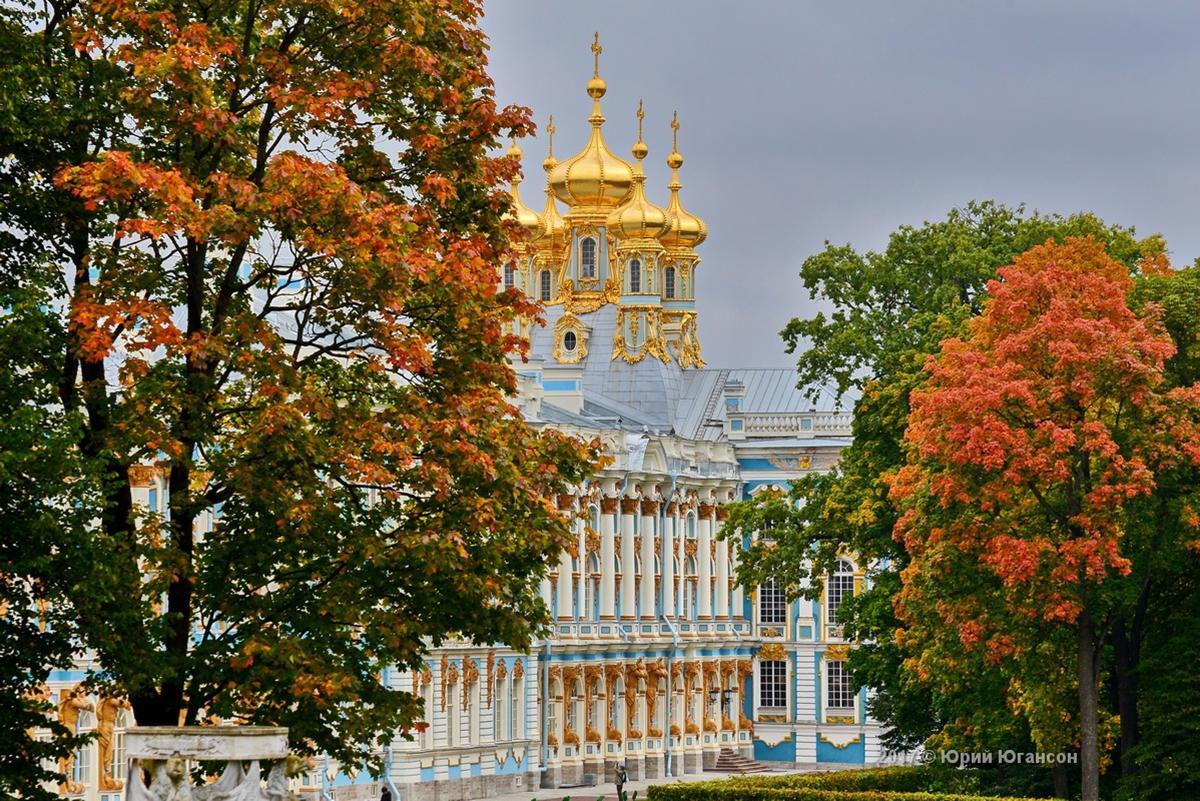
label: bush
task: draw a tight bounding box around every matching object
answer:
[646,767,1046,801]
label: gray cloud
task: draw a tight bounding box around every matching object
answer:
[483,0,1200,369]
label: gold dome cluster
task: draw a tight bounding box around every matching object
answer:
[522,32,706,245]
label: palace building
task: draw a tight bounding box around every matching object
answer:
[36,35,896,801]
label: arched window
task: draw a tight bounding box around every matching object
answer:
[664,266,676,298]
[587,554,601,621]
[74,709,94,787]
[112,708,131,783]
[493,671,507,741]
[827,559,856,627]
[564,331,577,352]
[629,259,641,292]
[446,680,459,746]
[580,238,596,278]
[503,263,515,289]
[540,270,552,301]
[687,513,697,539]
[421,674,434,749]
[684,557,698,620]
[512,667,524,740]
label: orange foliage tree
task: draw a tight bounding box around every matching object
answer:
[890,238,1200,800]
[1,0,590,770]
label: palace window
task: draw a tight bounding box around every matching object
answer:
[447,681,459,746]
[581,238,597,278]
[827,559,855,627]
[112,709,130,781]
[503,263,516,289]
[664,266,676,298]
[74,710,94,785]
[564,331,577,352]
[759,578,786,625]
[512,668,524,740]
[540,270,552,301]
[826,660,854,711]
[587,554,601,621]
[421,676,434,749]
[629,259,641,292]
[493,673,507,740]
[758,660,787,709]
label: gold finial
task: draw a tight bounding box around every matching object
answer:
[543,115,557,172]
[632,100,648,162]
[667,111,683,170]
[586,33,607,105]
[592,32,602,77]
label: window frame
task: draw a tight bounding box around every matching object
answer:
[758,659,787,710]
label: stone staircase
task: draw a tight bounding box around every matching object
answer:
[712,747,772,774]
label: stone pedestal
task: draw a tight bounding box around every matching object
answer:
[124,726,295,800]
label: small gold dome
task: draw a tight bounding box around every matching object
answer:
[607,102,670,240]
[503,142,544,239]
[660,112,707,249]
[548,33,634,211]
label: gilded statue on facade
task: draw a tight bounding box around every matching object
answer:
[57,685,94,796]
[97,696,133,790]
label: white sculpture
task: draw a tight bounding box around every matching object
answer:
[123,727,298,801]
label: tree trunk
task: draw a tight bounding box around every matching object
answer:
[1112,617,1139,776]
[1052,761,1070,799]
[1078,611,1100,801]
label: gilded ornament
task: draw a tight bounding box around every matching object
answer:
[758,642,787,661]
[825,643,852,660]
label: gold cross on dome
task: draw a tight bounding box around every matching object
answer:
[591,32,602,77]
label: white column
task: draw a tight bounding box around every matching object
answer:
[577,520,587,620]
[640,500,657,618]
[620,497,637,619]
[730,533,744,622]
[662,501,676,618]
[715,531,730,619]
[601,497,617,619]
[698,504,713,619]
[557,549,573,619]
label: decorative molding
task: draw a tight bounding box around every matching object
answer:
[824,643,852,661]
[819,732,863,749]
[758,643,787,661]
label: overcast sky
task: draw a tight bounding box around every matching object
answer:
[482,1,1200,370]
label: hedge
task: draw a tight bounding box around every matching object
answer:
[645,767,1046,801]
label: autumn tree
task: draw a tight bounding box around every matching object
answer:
[0,0,591,777]
[725,202,1162,768]
[890,238,1200,801]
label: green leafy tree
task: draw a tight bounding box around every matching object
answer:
[725,203,1164,779]
[0,0,592,779]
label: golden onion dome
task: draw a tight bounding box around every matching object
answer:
[539,117,566,243]
[660,112,708,249]
[503,141,543,239]
[606,101,670,240]
[548,34,635,211]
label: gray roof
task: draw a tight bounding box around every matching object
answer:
[528,306,850,441]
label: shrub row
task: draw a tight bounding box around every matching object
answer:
[645,768,1046,801]
[724,766,941,792]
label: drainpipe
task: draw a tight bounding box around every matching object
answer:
[661,614,681,778]
[381,666,404,801]
[540,637,551,774]
[659,473,679,777]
